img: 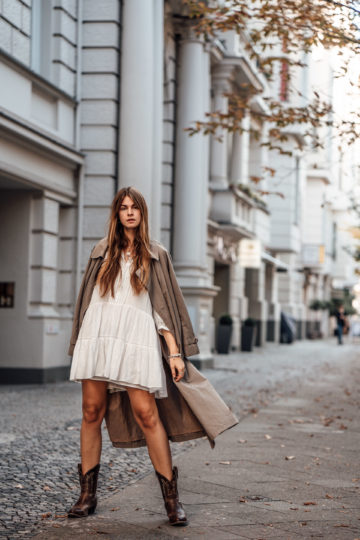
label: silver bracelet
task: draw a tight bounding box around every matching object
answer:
[168,353,182,359]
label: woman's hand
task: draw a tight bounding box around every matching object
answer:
[170,356,186,382]
[161,329,185,382]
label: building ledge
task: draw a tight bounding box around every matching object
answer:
[0,48,76,105]
[0,108,84,167]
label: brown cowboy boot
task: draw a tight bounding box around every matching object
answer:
[155,466,188,526]
[67,463,100,518]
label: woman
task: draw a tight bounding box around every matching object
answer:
[67,186,238,525]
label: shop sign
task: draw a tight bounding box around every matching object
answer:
[239,239,261,268]
[0,282,15,308]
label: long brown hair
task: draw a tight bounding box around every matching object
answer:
[97,186,151,297]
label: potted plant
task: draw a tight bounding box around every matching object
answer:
[216,313,233,354]
[309,299,323,311]
[241,317,257,351]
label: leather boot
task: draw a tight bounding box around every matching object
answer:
[67,463,100,518]
[155,466,188,526]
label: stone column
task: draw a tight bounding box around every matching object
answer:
[249,122,268,187]
[173,26,216,367]
[209,65,234,189]
[173,27,208,279]
[230,111,250,186]
[265,263,281,342]
[118,0,163,240]
[245,264,268,346]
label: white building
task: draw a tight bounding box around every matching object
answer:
[0,0,357,383]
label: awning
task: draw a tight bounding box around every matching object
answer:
[261,251,290,272]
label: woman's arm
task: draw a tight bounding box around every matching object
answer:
[161,329,186,383]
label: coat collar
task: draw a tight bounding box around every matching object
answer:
[90,236,160,261]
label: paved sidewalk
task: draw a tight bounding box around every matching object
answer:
[34,347,360,539]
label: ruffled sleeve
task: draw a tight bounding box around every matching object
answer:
[153,309,170,336]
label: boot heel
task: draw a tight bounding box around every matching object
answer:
[88,504,96,515]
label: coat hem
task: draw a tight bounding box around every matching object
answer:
[110,430,207,448]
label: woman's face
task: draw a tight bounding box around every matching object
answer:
[118,195,141,229]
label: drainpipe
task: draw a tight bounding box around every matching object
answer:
[115,0,124,195]
[75,0,84,292]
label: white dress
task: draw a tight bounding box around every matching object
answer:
[69,252,169,398]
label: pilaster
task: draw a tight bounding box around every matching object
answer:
[118,0,163,240]
[230,110,250,186]
[210,64,234,189]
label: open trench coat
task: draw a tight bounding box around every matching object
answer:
[68,237,238,448]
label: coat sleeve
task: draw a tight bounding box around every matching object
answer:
[164,250,199,358]
[67,254,94,357]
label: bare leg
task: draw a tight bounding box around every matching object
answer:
[80,380,108,474]
[126,387,173,480]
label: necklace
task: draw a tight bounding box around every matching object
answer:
[124,247,133,261]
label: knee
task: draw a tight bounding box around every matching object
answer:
[135,406,159,430]
[82,402,104,425]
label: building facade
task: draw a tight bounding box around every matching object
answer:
[0,0,358,383]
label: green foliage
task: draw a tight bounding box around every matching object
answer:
[243,317,256,327]
[329,289,356,316]
[309,299,324,311]
[219,313,233,326]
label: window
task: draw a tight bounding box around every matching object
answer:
[279,40,289,102]
[31,0,52,79]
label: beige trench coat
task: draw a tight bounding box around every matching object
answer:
[69,237,238,448]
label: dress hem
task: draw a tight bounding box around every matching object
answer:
[69,375,168,399]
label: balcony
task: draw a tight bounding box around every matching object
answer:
[302,243,333,274]
[209,185,259,239]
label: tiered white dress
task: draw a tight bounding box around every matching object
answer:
[69,253,169,398]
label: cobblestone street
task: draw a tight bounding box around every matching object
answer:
[1,338,359,538]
